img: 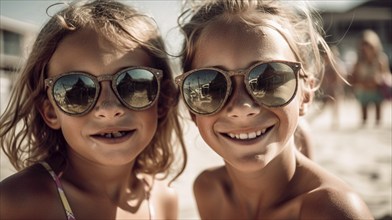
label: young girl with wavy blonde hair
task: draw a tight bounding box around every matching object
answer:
[0,1,186,219]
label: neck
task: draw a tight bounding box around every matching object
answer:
[54,150,140,202]
[225,143,297,217]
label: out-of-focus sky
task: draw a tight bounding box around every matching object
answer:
[0,0,367,25]
[0,0,368,55]
[0,1,181,27]
[0,0,184,54]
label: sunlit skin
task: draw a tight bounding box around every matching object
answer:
[190,19,373,219]
[46,30,158,167]
[191,21,301,173]
[0,29,177,219]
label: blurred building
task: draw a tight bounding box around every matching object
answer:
[318,0,391,71]
[0,15,37,102]
[0,15,37,75]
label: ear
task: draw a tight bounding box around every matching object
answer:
[299,91,313,116]
[299,80,315,116]
[40,99,61,129]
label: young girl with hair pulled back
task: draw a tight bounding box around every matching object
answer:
[176,0,373,219]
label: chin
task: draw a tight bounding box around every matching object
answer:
[226,154,271,173]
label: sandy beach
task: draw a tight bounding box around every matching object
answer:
[1,74,391,219]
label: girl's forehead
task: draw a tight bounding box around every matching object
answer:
[193,19,296,69]
[48,29,152,76]
[197,16,292,50]
[63,29,139,52]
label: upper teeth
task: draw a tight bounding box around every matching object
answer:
[100,131,125,138]
[227,128,267,140]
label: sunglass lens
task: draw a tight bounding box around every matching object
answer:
[247,63,296,107]
[116,69,159,109]
[182,70,227,114]
[52,74,97,114]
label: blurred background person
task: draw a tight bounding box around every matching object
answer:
[350,29,391,127]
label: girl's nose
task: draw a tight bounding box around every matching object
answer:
[225,76,260,119]
[94,81,125,119]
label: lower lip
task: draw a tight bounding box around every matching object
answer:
[90,131,134,145]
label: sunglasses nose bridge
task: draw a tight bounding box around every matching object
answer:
[227,69,247,77]
[96,74,118,100]
[226,69,252,98]
[96,74,115,83]
[95,77,122,104]
[225,85,261,119]
[93,82,125,118]
[226,75,259,107]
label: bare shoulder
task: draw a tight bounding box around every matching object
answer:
[300,187,374,220]
[193,166,229,218]
[149,177,178,219]
[297,156,374,219]
[194,166,228,195]
[0,164,60,219]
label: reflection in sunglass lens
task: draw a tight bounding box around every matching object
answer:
[248,63,296,107]
[116,69,159,109]
[182,70,227,114]
[53,75,97,114]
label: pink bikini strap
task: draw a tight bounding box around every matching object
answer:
[41,161,76,220]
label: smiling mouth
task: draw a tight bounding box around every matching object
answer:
[93,131,130,139]
[225,126,273,140]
